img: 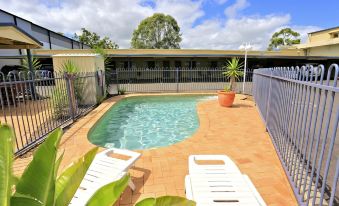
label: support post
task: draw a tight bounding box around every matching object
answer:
[242,49,248,94]
[116,69,120,94]
[26,49,37,100]
[176,67,179,93]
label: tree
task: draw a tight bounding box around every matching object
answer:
[131,13,182,49]
[268,28,301,51]
[74,28,119,49]
[22,57,41,71]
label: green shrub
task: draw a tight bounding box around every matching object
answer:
[0,125,129,206]
[118,88,126,95]
[0,125,196,206]
[51,88,69,120]
[61,61,79,74]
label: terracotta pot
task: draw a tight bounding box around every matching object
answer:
[218,91,235,107]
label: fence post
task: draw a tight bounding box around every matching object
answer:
[176,67,179,93]
[65,73,76,121]
[116,69,120,93]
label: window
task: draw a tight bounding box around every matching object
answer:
[123,61,132,69]
[210,61,218,69]
[331,32,339,39]
[175,61,182,69]
[163,61,170,78]
[147,61,155,69]
[163,61,170,69]
[189,61,196,69]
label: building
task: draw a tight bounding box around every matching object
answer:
[33,46,339,72]
[0,9,89,69]
[297,26,339,56]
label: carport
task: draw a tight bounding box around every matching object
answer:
[0,23,43,73]
[0,23,43,99]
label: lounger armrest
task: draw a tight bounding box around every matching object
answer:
[98,148,141,165]
[189,155,240,173]
[190,155,234,163]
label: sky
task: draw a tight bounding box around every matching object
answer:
[1,0,338,50]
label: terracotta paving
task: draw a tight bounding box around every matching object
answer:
[14,94,298,206]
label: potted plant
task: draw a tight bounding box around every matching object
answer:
[218,58,244,107]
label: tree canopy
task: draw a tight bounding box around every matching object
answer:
[131,13,182,49]
[268,28,301,51]
[74,28,119,49]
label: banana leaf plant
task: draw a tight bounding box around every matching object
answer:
[22,57,42,72]
[0,125,129,206]
[0,124,196,206]
[136,196,196,206]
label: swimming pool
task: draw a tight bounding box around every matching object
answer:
[88,95,216,150]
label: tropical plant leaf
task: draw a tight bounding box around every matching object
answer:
[15,128,63,206]
[54,150,64,178]
[0,124,14,206]
[22,57,42,71]
[86,174,130,206]
[12,175,20,187]
[61,61,79,74]
[54,147,98,206]
[11,193,43,206]
[135,196,196,206]
[222,58,244,91]
[135,198,155,206]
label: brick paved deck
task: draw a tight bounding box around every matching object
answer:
[14,94,297,206]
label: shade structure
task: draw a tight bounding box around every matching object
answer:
[0,23,43,49]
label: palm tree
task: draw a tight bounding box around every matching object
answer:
[222,58,244,91]
[22,57,42,72]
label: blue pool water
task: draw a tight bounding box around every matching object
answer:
[88,95,216,150]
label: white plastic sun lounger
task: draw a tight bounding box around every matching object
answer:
[185,155,266,206]
[69,148,141,205]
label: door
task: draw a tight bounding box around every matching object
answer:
[163,61,170,79]
[175,61,182,80]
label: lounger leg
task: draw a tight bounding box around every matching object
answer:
[128,179,136,191]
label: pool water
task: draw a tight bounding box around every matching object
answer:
[88,95,216,150]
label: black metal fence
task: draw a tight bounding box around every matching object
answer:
[253,64,339,206]
[0,70,104,156]
[110,67,254,95]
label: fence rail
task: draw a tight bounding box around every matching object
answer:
[0,70,104,156]
[253,64,339,206]
[110,67,253,94]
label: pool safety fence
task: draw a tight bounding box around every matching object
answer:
[0,70,105,156]
[108,67,253,95]
[253,64,339,206]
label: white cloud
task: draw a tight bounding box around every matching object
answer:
[0,0,319,50]
[2,0,153,48]
[224,0,250,18]
[182,14,291,50]
[214,0,228,5]
[153,0,204,30]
